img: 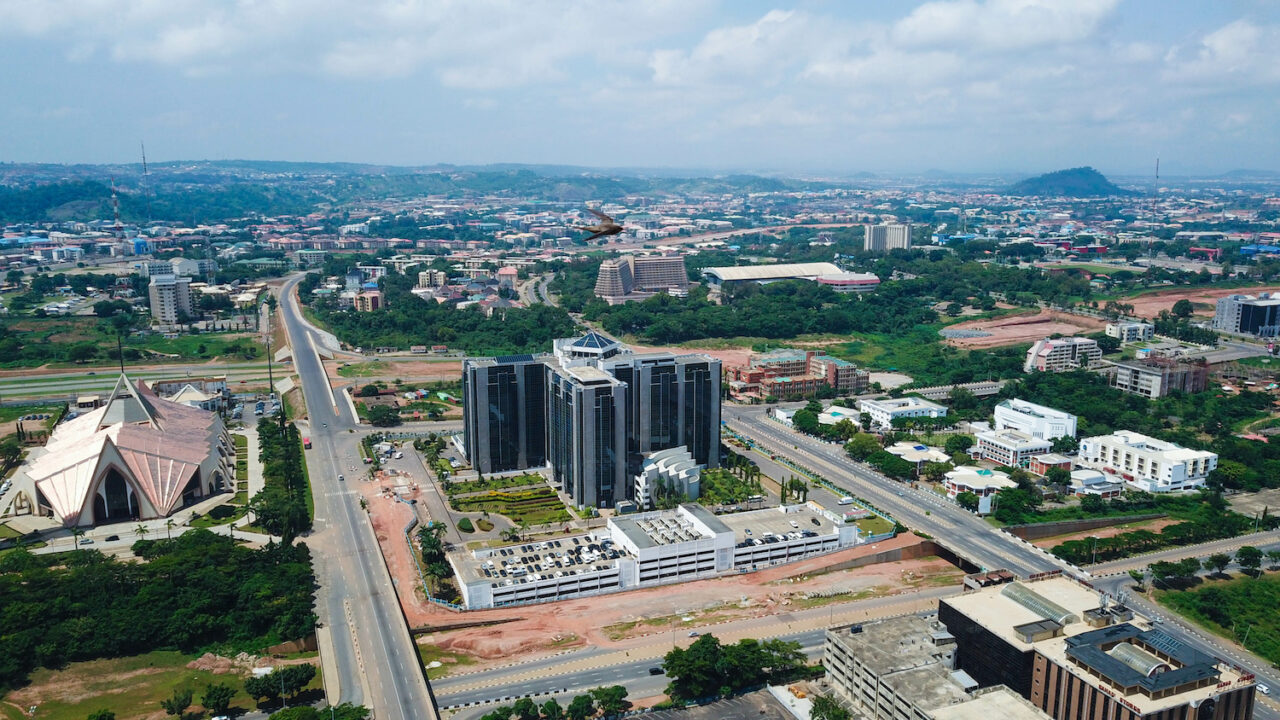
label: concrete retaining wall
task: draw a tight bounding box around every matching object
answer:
[1005,514,1166,541]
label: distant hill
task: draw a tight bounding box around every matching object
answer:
[1006,167,1134,197]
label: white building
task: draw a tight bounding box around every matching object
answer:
[1077,431,1217,493]
[633,446,703,511]
[974,429,1053,468]
[944,466,1016,515]
[993,399,1077,441]
[857,396,948,429]
[1105,322,1154,344]
[864,223,913,252]
[148,274,193,324]
[1023,337,1101,373]
[454,503,857,609]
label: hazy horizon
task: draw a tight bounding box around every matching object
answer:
[2,0,1277,176]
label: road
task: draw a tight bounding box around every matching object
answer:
[0,363,274,400]
[279,273,440,719]
[432,587,952,718]
[721,404,1065,577]
[1089,529,1280,577]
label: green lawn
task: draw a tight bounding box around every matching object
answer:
[0,403,63,425]
[447,473,545,495]
[338,362,392,378]
[451,487,573,526]
[1156,571,1280,666]
[856,515,896,536]
[0,523,20,540]
[0,650,290,720]
[417,643,477,680]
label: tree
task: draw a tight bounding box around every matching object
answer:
[68,342,99,363]
[1128,568,1146,589]
[540,698,565,720]
[1267,549,1280,569]
[366,405,402,427]
[1050,435,1079,454]
[279,663,317,698]
[1079,494,1105,514]
[1044,466,1071,488]
[944,434,974,455]
[86,711,116,720]
[359,384,381,397]
[160,688,192,717]
[956,491,980,512]
[844,433,881,461]
[590,685,630,715]
[1206,552,1232,576]
[792,408,820,435]
[811,694,852,720]
[1172,299,1194,319]
[1236,546,1263,576]
[244,674,281,703]
[269,708,321,720]
[566,694,596,720]
[511,697,539,720]
[202,682,236,716]
[0,436,22,470]
[921,462,950,484]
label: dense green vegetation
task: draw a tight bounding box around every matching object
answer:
[1006,167,1133,197]
[249,419,313,541]
[302,271,578,355]
[1159,571,1280,666]
[586,281,937,345]
[1046,492,1266,565]
[662,634,807,701]
[477,685,629,720]
[0,530,315,692]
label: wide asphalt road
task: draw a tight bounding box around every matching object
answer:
[280,273,440,720]
[722,404,1065,577]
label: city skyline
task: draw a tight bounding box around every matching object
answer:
[1,0,1277,174]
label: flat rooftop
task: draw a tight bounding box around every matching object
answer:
[943,577,1249,714]
[703,262,842,282]
[458,532,623,585]
[930,687,1050,720]
[718,505,837,543]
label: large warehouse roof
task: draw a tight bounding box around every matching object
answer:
[702,262,843,282]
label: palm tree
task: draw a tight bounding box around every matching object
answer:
[70,527,85,549]
[135,524,149,541]
[164,519,175,541]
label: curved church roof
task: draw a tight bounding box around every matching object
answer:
[23,375,228,525]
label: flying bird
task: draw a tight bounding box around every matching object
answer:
[575,208,623,242]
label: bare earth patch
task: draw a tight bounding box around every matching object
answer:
[1123,285,1280,321]
[942,310,1107,349]
[1031,517,1177,549]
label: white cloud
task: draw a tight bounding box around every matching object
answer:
[891,0,1121,51]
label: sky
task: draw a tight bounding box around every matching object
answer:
[0,0,1277,176]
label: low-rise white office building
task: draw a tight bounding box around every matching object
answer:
[1078,430,1217,492]
[992,399,1077,441]
[857,396,948,428]
[633,446,703,511]
[455,503,859,609]
[944,466,1015,515]
[974,429,1052,468]
[1105,322,1154,344]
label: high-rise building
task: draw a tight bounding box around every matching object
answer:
[1213,293,1280,336]
[147,274,192,324]
[864,223,913,252]
[594,255,689,304]
[462,354,548,475]
[461,331,721,508]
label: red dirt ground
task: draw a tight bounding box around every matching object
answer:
[374,530,950,667]
[1123,285,1280,320]
[942,310,1107,349]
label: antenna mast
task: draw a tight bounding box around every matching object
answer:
[110,176,123,238]
[140,141,153,224]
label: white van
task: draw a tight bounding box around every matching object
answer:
[838,496,854,505]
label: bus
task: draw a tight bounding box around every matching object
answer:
[303,437,312,450]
